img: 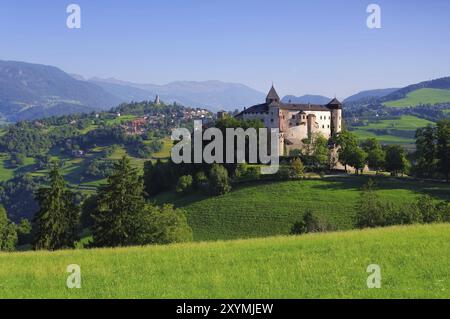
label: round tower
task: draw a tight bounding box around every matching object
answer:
[326,98,342,136]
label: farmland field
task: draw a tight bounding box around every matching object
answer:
[383,88,450,107]
[0,223,448,298]
[154,176,450,241]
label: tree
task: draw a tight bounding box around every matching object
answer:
[384,145,408,176]
[92,156,192,247]
[17,218,32,246]
[33,163,80,250]
[356,180,385,228]
[311,135,329,171]
[290,211,329,234]
[194,171,208,190]
[362,138,385,174]
[290,158,305,179]
[436,119,450,181]
[176,175,193,193]
[136,204,193,244]
[414,125,437,178]
[334,131,358,172]
[208,164,231,195]
[0,206,18,251]
[91,156,147,247]
[347,146,367,175]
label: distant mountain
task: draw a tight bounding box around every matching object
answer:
[0,60,121,121]
[281,94,331,104]
[90,78,265,111]
[344,88,399,103]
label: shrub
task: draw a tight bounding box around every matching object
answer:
[208,164,231,195]
[290,211,330,235]
[176,175,193,194]
[137,204,193,244]
[290,158,304,179]
[194,171,208,190]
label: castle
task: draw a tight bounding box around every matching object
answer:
[236,85,342,155]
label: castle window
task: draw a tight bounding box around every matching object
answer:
[322,125,324,129]
[327,125,330,128]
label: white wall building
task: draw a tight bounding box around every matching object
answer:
[236,85,342,155]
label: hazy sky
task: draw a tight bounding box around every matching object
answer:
[1,0,450,99]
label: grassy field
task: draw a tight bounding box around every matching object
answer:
[383,88,450,107]
[0,153,14,182]
[351,115,434,146]
[150,137,172,159]
[154,176,450,241]
[0,223,448,298]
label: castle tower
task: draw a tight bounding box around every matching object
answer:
[266,85,280,104]
[327,98,342,136]
[307,113,316,140]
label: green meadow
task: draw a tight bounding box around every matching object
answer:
[351,115,434,146]
[0,223,448,298]
[154,176,450,241]
[383,88,450,107]
[0,153,14,182]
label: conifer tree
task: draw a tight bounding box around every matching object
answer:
[33,163,80,250]
[91,156,147,247]
[0,206,18,252]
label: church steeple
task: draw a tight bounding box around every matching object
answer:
[266,85,280,104]
[154,94,161,105]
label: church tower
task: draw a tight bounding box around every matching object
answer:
[154,94,161,105]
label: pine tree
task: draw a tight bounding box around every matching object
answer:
[91,156,147,247]
[33,163,80,250]
[0,206,18,252]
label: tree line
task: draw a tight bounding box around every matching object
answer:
[0,157,192,251]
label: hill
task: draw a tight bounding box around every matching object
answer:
[154,176,450,241]
[380,77,450,106]
[0,223,448,298]
[383,88,450,107]
[281,94,331,104]
[0,60,121,121]
[89,78,266,111]
[343,88,398,103]
[350,115,435,146]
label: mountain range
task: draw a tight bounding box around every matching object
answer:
[281,94,331,104]
[1,59,450,122]
[88,77,265,112]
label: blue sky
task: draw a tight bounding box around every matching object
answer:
[1,0,449,98]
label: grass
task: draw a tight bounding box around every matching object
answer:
[151,138,173,159]
[154,176,450,241]
[351,115,434,146]
[383,88,450,107]
[0,153,14,182]
[0,223,448,298]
